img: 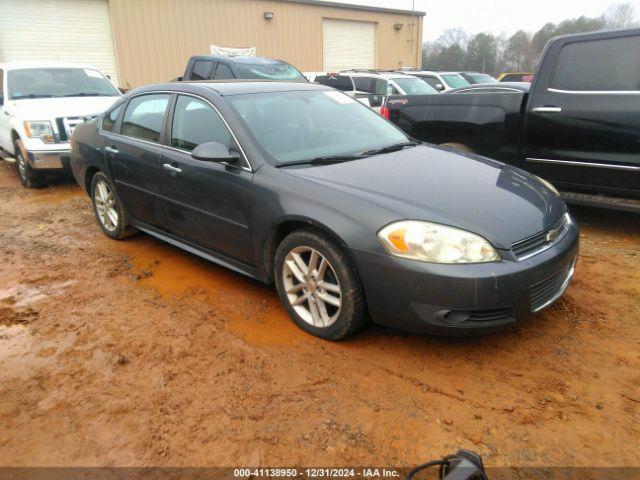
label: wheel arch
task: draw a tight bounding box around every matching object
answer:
[261,216,358,283]
[84,166,101,194]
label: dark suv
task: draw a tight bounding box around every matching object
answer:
[181,55,307,82]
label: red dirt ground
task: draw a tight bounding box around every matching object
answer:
[0,161,638,467]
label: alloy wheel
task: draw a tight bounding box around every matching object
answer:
[282,246,342,328]
[16,152,27,182]
[94,180,119,232]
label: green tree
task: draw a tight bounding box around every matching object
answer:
[503,30,532,71]
[465,33,498,73]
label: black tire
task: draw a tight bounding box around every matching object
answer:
[90,171,138,240]
[274,228,367,340]
[14,140,45,188]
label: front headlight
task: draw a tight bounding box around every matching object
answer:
[534,175,559,196]
[24,121,55,143]
[378,220,500,264]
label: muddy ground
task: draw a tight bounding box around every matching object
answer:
[0,161,638,468]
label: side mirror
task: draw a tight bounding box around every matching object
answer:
[436,83,445,91]
[192,141,240,164]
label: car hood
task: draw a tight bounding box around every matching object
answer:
[283,145,565,250]
[7,96,120,120]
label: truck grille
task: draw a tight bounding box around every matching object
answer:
[56,114,99,142]
[512,214,570,260]
[530,261,575,312]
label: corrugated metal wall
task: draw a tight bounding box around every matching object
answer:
[108,0,423,88]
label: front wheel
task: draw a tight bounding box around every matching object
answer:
[90,171,137,240]
[14,140,44,188]
[274,229,366,340]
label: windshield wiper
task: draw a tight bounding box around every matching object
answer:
[63,92,113,97]
[359,141,420,156]
[12,94,56,99]
[275,154,369,168]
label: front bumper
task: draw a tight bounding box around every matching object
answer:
[350,219,579,335]
[26,149,72,170]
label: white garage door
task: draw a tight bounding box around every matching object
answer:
[0,0,119,85]
[323,18,375,72]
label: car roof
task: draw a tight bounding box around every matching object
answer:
[189,55,291,66]
[0,61,102,70]
[131,80,330,97]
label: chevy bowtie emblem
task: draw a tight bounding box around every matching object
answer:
[546,228,559,242]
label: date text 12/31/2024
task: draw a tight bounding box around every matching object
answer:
[233,468,401,478]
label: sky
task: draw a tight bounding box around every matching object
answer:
[321,0,638,41]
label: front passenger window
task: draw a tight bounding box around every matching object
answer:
[171,95,231,152]
[121,94,170,143]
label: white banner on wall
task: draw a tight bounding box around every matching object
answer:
[210,45,256,56]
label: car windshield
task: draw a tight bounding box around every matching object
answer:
[7,68,120,100]
[466,73,498,84]
[233,61,307,81]
[226,90,410,164]
[392,77,438,95]
[441,74,471,89]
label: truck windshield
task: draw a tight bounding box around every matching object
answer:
[233,62,307,82]
[393,77,438,95]
[226,90,409,164]
[441,74,471,89]
[7,68,120,100]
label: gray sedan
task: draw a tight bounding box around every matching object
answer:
[70,81,578,340]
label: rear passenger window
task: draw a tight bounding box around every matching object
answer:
[171,95,231,152]
[551,35,640,91]
[353,77,387,95]
[121,94,170,143]
[102,103,123,132]
[215,63,235,80]
[315,75,354,92]
[191,60,214,80]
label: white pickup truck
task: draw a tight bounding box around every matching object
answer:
[0,62,121,187]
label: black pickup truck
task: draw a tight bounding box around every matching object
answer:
[383,28,640,212]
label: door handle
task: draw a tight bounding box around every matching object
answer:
[104,146,119,154]
[163,163,182,174]
[532,106,562,113]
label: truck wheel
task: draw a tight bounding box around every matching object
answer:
[14,140,44,188]
[90,171,138,240]
[274,229,367,340]
[439,142,474,153]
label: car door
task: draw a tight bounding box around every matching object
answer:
[106,93,171,228]
[0,68,11,152]
[522,32,640,195]
[160,93,254,264]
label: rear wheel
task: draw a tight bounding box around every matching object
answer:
[90,171,137,240]
[274,229,366,340]
[14,140,44,188]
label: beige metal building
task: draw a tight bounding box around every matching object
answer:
[0,0,424,89]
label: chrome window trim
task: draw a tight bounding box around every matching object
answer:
[99,89,253,172]
[454,87,523,94]
[526,157,640,172]
[548,88,640,95]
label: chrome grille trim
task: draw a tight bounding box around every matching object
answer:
[512,213,571,261]
[56,114,100,141]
